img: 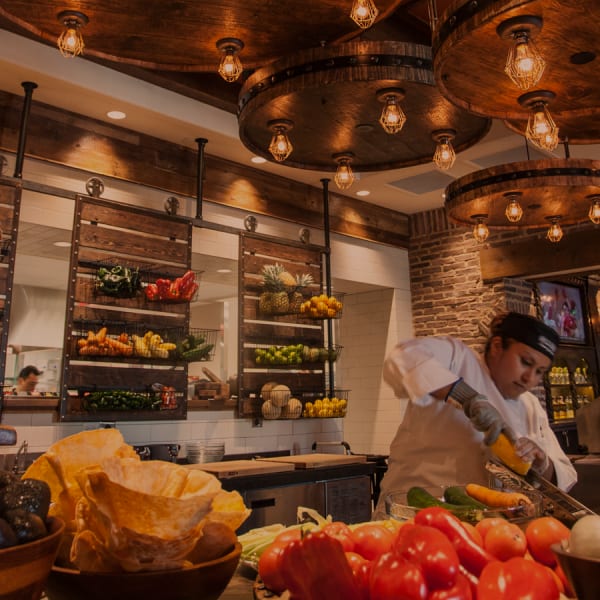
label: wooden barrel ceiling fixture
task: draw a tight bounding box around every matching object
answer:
[237,41,490,176]
[434,0,600,241]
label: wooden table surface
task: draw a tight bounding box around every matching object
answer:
[220,565,259,599]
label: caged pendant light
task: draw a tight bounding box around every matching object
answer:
[56,10,88,58]
[432,129,456,170]
[333,153,355,190]
[216,38,244,83]
[350,0,379,29]
[377,88,406,135]
[497,16,546,91]
[472,215,489,243]
[267,119,294,162]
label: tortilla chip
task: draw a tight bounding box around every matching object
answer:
[208,489,251,532]
[21,430,250,573]
[23,429,138,527]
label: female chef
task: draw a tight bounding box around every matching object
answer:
[374,312,577,517]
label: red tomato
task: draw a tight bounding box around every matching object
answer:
[351,523,395,560]
[525,517,570,566]
[475,517,507,541]
[392,523,459,591]
[323,521,356,552]
[478,556,560,600]
[257,543,288,594]
[369,552,428,600]
[483,521,527,561]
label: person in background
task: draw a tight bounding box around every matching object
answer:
[13,365,42,395]
[374,312,577,517]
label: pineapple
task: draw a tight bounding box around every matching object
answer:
[260,263,289,313]
[279,270,297,288]
[289,272,314,313]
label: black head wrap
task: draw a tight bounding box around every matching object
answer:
[494,312,560,360]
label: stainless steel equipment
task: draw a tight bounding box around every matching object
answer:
[486,460,596,526]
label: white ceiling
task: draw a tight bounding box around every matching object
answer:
[0,28,599,218]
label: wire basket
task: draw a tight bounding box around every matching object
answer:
[143,269,201,303]
[93,260,143,299]
[257,289,310,316]
[300,389,349,418]
[175,328,218,362]
[298,292,344,319]
[253,343,342,367]
[75,322,183,360]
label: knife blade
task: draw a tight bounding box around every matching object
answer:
[485,460,596,527]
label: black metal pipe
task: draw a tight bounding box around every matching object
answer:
[321,178,335,394]
[13,81,38,179]
[195,137,208,220]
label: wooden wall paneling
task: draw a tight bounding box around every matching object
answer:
[480,230,600,282]
[0,179,20,399]
[60,195,193,421]
[0,91,410,248]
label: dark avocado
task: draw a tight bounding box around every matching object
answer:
[0,478,51,519]
[0,517,18,548]
[4,508,47,544]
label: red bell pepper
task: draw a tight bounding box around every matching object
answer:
[144,283,160,301]
[414,506,494,577]
[181,281,198,301]
[279,531,361,600]
[392,522,460,591]
[156,278,171,299]
[167,279,181,299]
[428,571,473,600]
[178,270,196,294]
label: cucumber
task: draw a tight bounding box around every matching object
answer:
[443,485,490,509]
[406,486,485,523]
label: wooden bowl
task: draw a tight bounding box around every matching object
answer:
[552,542,600,600]
[0,516,65,600]
[45,541,242,600]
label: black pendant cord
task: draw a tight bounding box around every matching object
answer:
[195,137,208,220]
[13,81,38,179]
[321,178,335,395]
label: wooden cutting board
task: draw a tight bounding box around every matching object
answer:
[184,459,295,478]
[256,453,367,469]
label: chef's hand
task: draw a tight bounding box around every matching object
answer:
[514,437,552,478]
[462,395,515,446]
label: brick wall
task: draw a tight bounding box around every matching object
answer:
[407,207,564,352]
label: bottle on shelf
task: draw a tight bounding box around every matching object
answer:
[565,395,575,419]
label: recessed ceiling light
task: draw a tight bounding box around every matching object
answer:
[251,156,267,164]
[356,189,370,197]
[217,268,232,273]
[107,110,126,120]
[53,241,71,247]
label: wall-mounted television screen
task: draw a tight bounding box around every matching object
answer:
[537,281,587,344]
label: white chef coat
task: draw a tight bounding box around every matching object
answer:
[375,335,577,517]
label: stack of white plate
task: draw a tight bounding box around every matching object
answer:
[186,441,205,464]
[203,441,225,462]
